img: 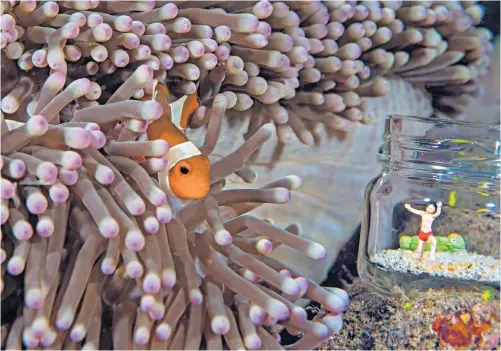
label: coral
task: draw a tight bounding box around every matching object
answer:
[316,278,501,350]
[432,306,494,349]
[0,0,494,349]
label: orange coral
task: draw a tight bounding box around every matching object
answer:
[432,309,492,349]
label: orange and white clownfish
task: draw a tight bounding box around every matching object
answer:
[138,83,210,200]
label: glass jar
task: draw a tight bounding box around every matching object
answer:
[358,115,500,295]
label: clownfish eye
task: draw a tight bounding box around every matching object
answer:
[177,160,192,175]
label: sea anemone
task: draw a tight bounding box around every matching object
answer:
[1,1,492,143]
[0,0,493,349]
[1,64,349,349]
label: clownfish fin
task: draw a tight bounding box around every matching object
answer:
[145,84,174,142]
[145,83,204,149]
[153,83,170,110]
[180,90,199,129]
[146,84,191,148]
[148,83,199,131]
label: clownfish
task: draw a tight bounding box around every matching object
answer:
[137,83,210,200]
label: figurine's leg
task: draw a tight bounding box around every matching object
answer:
[415,240,424,259]
[428,235,437,260]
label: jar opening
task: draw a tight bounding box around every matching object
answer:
[378,115,501,184]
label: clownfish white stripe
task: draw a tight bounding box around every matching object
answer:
[168,94,188,131]
[158,168,189,214]
[166,141,202,171]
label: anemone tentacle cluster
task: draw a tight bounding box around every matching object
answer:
[0,0,492,350]
[1,65,348,349]
[1,1,492,143]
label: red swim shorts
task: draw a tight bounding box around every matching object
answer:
[418,230,434,242]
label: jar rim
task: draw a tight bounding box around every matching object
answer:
[379,115,500,184]
[386,114,501,131]
[377,141,501,185]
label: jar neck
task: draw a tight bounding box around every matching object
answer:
[379,115,500,187]
[383,115,500,146]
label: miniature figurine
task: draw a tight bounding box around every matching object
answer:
[404,201,442,260]
[399,232,466,253]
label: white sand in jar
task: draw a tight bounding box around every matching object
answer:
[371,249,501,283]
